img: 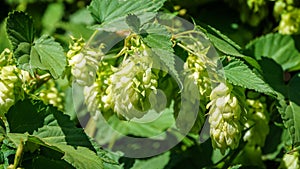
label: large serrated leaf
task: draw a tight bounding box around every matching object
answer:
[6,99,93,148]
[224,59,275,96]
[142,23,173,52]
[281,102,300,146]
[6,99,104,169]
[56,145,103,169]
[6,11,34,51]
[30,35,66,79]
[88,0,165,24]
[88,0,165,32]
[8,134,103,169]
[246,33,300,71]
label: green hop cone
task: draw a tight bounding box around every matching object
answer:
[83,61,113,115]
[243,97,269,147]
[67,38,103,86]
[184,54,211,99]
[105,53,158,120]
[0,65,21,115]
[38,79,64,111]
[207,82,243,154]
[279,151,300,169]
[278,8,300,34]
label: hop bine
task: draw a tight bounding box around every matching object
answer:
[207,82,245,154]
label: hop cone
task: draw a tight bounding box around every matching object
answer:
[0,65,20,114]
[39,79,64,111]
[278,8,300,34]
[279,152,300,169]
[207,82,243,154]
[83,61,113,115]
[67,38,102,86]
[243,97,269,147]
[184,54,211,99]
[105,54,158,119]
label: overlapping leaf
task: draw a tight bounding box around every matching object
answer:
[6,99,104,169]
[246,33,300,71]
[88,0,166,31]
[6,11,66,79]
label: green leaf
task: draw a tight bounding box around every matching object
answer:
[142,23,173,52]
[126,14,140,33]
[6,99,104,168]
[55,145,103,169]
[30,35,66,79]
[246,33,300,71]
[8,134,104,169]
[258,58,286,96]
[207,32,243,57]
[205,25,242,51]
[199,25,261,70]
[131,151,170,169]
[41,2,64,34]
[280,101,300,146]
[88,0,165,32]
[6,99,93,149]
[88,0,165,24]
[224,59,276,96]
[6,11,34,51]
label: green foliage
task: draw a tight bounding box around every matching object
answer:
[246,33,300,71]
[224,59,276,96]
[1,0,300,168]
[6,11,66,79]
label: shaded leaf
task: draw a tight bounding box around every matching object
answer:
[246,33,300,71]
[6,11,34,51]
[131,151,170,169]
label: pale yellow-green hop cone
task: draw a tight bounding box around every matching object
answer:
[279,151,300,169]
[104,54,158,120]
[183,54,211,100]
[39,79,64,111]
[207,82,243,154]
[67,38,103,86]
[243,97,269,147]
[83,61,113,115]
[0,65,20,114]
[278,8,300,34]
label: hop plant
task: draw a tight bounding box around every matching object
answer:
[207,82,244,154]
[243,96,269,147]
[38,79,64,111]
[279,151,300,169]
[104,51,158,119]
[83,61,113,115]
[0,65,21,115]
[67,38,103,86]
